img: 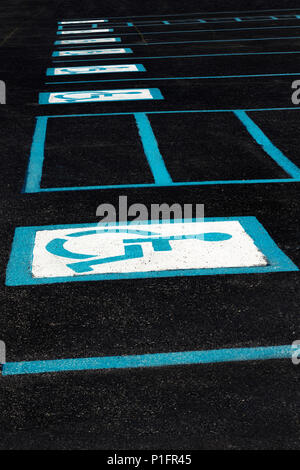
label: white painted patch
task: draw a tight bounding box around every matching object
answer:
[46,88,157,103]
[52,64,143,75]
[58,28,111,34]
[56,38,119,45]
[59,20,107,24]
[31,220,267,279]
[55,48,130,56]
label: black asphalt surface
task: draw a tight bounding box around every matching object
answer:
[0,0,299,451]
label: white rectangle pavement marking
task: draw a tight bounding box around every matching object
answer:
[53,48,132,57]
[31,220,267,279]
[55,38,121,45]
[39,88,163,104]
[47,64,145,76]
[58,20,108,24]
[57,29,113,34]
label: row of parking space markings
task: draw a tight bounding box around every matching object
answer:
[2,8,300,375]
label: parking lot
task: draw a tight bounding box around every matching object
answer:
[0,0,299,450]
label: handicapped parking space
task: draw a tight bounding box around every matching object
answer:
[1,178,300,364]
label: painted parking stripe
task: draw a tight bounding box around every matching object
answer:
[92,24,300,37]
[2,345,294,376]
[45,72,300,85]
[23,109,300,193]
[53,51,300,63]
[57,28,113,35]
[58,20,108,24]
[55,38,121,45]
[5,217,298,286]
[39,88,163,104]
[52,48,133,57]
[63,9,300,19]
[46,64,146,76]
[58,36,300,47]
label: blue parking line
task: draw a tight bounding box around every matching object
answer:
[88,8,300,19]
[134,35,300,46]
[46,107,300,117]
[86,16,300,27]
[2,345,293,375]
[52,50,300,63]
[134,112,172,185]
[23,108,300,194]
[82,16,300,27]
[44,72,300,85]
[23,116,47,193]
[57,36,300,48]
[234,110,300,179]
[79,24,300,38]
[37,179,297,192]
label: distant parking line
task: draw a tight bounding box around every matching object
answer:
[2,345,293,375]
[93,24,300,36]
[55,35,300,47]
[65,17,300,28]
[52,50,300,63]
[46,106,300,117]
[63,8,300,20]
[45,72,300,85]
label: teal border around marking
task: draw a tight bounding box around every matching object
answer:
[57,28,114,35]
[54,37,121,45]
[38,87,163,104]
[51,51,300,63]
[2,344,294,376]
[58,20,108,24]
[46,63,146,76]
[23,108,300,193]
[5,217,299,287]
[52,47,133,57]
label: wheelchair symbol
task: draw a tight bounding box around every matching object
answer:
[46,228,232,274]
[53,90,145,102]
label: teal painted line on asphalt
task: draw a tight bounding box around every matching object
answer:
[97,35,300,47]
[134,112,172,184]
[234,110,300,178]
[45,106,300,117]
[2,345,294,375]
[23,116,47,193]
[44,72,300,85]
[52,50,300,64]
[69,8,300,19]
[64,24,300,38]
[36,178,298,192]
